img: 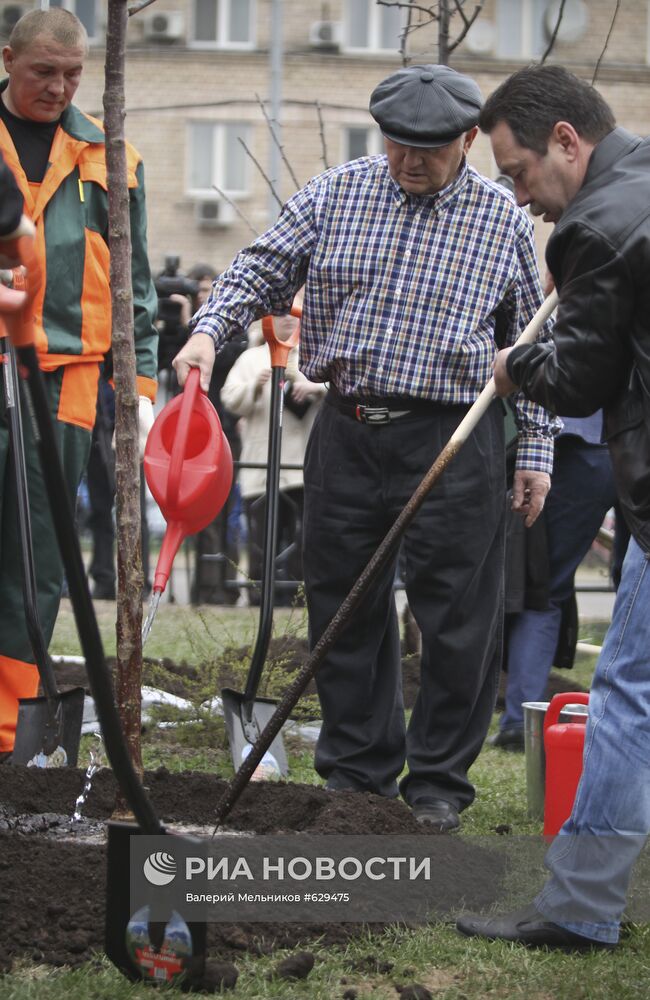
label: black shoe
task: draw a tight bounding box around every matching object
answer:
[0,751,12,765]
[456,904,616,950]
[490,727,525,752]
[92,581,116,600]
[410,797,460,832]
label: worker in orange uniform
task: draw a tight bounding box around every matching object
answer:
[0,8,158,760]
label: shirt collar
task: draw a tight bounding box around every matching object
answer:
[386,157,469,210]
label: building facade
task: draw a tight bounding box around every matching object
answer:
[1,0,650,275]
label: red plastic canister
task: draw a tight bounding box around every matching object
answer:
[144,369,233,594]
[543,691,589,837]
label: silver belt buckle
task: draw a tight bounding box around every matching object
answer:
[361,406,391,425]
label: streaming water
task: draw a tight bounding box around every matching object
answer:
[141,589,162,647]
[72,735,104,822]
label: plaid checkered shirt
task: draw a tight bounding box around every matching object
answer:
[191,156,557,472]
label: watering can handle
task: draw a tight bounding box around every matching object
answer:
[167,367,202,509]
[544,691,589,732]
[261,302,301,368]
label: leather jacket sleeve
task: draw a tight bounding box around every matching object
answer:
[506,223,635,415]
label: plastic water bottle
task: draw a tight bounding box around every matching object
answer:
[241,744,281,781]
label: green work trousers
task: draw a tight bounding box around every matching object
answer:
[0,361,91,750]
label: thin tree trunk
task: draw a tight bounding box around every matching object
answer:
[104,0,144,793]
[438,0,450,64]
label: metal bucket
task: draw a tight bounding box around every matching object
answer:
[523,701,549,820]
[523,700,589,819]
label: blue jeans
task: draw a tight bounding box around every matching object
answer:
[501,437,616,731]
[535,537,650,943]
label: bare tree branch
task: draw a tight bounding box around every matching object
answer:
[398,0,415,65]
[255,93,301,189]
[540,0,566,64]
[127,0,157,15]
[238,136,284,210]
[447,2,483,55]
[592,0,622,85]
[315,101,330,171]
[376,0,439,17]
[375,0,484,60]
[211,184,261,238]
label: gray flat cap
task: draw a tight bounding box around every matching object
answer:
[369,65,483,148]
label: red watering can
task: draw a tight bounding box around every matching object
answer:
[143,369,233,639]
[543,691,589,837]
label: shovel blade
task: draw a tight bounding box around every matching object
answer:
[105,821,207,989]
[13,686,85,766]
[221,688,289,777]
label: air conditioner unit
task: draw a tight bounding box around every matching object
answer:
[143,10,185,43]
[1,4,26,34]
[309,20,341,50]
[195,199,237,229]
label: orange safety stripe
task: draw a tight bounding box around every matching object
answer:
[0,655,39,752]
[0,115,152,387]
[136,375,157,401]
[58,361,101,430]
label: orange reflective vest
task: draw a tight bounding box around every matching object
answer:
[0,87,158,422]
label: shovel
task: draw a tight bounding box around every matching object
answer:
[212,291,559,828]
[142,368,234,644]
[221,312,300,778]
[1,240,209,988]
[1,334,84,766]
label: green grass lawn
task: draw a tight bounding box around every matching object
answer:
[4,607,646,999]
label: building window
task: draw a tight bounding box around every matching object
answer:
[343,125,384,162]
[188,122,251,196]
[343,0,404,52]
[50,0,99,42]
[191,0,255,48]
[496,0,548,59]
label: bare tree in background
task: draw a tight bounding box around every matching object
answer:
[104,0,145,783]
[377,0,483,65]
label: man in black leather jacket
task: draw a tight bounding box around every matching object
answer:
[455,66,649,950]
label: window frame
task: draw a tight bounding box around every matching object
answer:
[342,0,405,54]
[188,0,257,51]
[49,0,100,44]
[495,0,548,60]
[342,124,384,163]
[186,120,252,199]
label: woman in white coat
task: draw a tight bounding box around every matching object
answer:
[221,311,325,605]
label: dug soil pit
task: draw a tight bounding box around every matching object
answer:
[0,765,499,973]
[1,640,578,975]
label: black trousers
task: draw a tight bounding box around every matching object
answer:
[303,399,506,809]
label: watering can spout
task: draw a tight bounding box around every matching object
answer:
[144,368,233,598]
[152,522,185,594]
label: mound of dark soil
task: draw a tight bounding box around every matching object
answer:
[0,765,501,974]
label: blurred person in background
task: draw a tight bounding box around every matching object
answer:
[221,299,324,606]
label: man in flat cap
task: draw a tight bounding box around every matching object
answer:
[173,65,555,831]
